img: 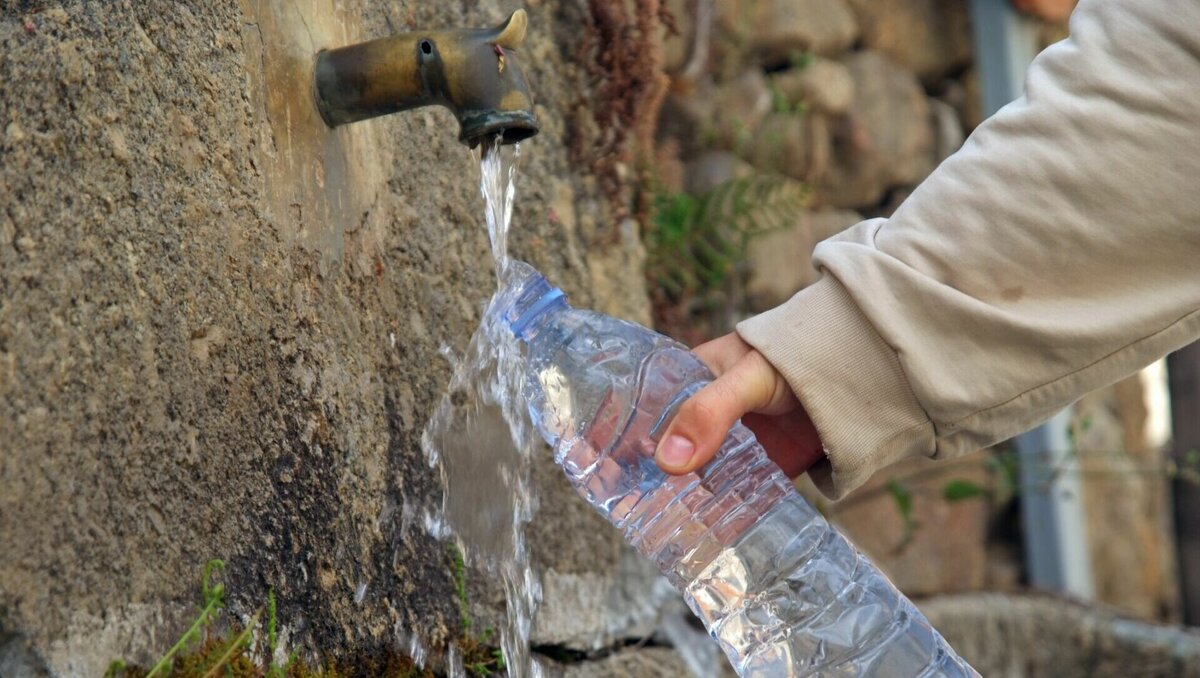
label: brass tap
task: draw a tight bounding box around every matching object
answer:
[313,9,538,148]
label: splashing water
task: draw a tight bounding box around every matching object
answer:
[421,138,543,678]
[393,622,430,671]
[446,643,465,678]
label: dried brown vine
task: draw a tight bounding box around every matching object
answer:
[572,0,675,230]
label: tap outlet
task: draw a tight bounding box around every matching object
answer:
[314,9,539,148]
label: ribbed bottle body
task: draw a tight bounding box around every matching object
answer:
[544,346,976,677]
[501,263,976,676]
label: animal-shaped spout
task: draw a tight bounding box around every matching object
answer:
[313,9,538,147]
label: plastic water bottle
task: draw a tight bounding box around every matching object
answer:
[497,261,978,677]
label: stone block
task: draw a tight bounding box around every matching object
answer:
[844,0,973,82]
[820,51,936,209]
[769,59,856,115]
[811,451,995,597]
[1074,374,1181,621]
[922,593,1200,677]
[710,69,773,151]
[717,0,858,64]
[743,208,861,312]
[659,84,718,157]
[533,551,673,649]
[684,151,755,195]
[748,112,833,182]
[931,97,967,165]
[545,647,697,677]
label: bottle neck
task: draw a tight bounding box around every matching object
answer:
[510,287,567,341]
[501,265,569,341]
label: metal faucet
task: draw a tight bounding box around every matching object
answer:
[313,9,538,148]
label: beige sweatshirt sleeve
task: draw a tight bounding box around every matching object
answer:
[737,0,1200,500]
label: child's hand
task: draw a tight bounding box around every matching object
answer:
[654,332,825,478]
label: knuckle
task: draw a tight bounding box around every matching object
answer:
[711,376,744,410]
[731,356,771,406]
[743,349,772,373]
[683,393,721,426]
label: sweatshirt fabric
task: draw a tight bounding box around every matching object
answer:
[736,0,1200,499]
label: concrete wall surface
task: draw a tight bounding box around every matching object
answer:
[0,2,658,674]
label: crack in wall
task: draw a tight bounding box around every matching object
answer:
[531,634,675,666]
[287,0,316,50]
[240,20,278,157]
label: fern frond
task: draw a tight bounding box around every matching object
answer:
[647,173,809,304]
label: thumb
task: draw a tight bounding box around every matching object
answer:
[655,351,779,475]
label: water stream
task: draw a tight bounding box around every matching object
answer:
[421,138,543,678]
[480,140,520,278]
[418,138,729,677]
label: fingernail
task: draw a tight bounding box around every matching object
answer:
[658,435,695,468]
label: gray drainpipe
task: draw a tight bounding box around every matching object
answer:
[967,0,1095,600]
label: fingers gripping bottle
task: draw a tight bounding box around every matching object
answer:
[498,261,977,677]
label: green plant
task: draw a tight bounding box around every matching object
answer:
[461,635,506,678]
[448,545,505,677]
[450,544,472,631]
[107,561,301,678]
[839,444,1200,554]
[788,51,816,70]
[942,479,989,502]
[143,559,228,678]
[885,479,918,553]
[646,174,810,303]
[199,612,261,678]
[265,589,300,678]
[767,80,809,118]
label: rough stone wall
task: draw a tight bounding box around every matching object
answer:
[654,0,992,593]
[0,1,658,674]
[1074,372,1180,621]
[654,0,1180,625]
[653,0,975,346]
[922,593,1200,677]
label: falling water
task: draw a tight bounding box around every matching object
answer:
[421,138,543,678]
[480,138,520,277]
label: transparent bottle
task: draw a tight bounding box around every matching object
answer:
[497,261,977,677]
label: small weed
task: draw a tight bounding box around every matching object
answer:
[767,81,809,118]
[140,559,228,678]
[835,444,1200,554]
[198,611,261,678]
[884,479,918,554]
[942,479,989,502]
[104,554,520,677]
[105,561,363,678]
[265,589,300,678]
[646,174,809,303]
[450,544,472,631]
[460,634,505,677]
[788,51,815,70]
[447,545,505,677]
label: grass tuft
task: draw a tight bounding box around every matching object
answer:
[104,553,524,677]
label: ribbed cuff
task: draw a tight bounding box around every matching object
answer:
[736,276,934,500]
